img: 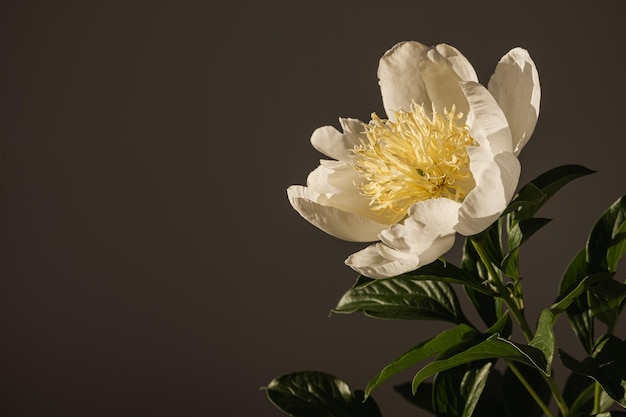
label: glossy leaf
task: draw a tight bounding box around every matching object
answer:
[432,361,493,417]
[553,271,613,316]
[411,336,549,393]
[607,219,626,272]
[588,279,626,326]
[503,363,552,417]
[559,336,626,406]
[593,412,626,417]
[332,277,469,324]
[559,250,596,353]
[563,372,595,417]
[264,371,382,417]
[472,369,508,417]
[508,164,595,224]
[462,239,502,328]
[365,324,479,397]
[394,382,434,414]
[530,309,555,371]
[403,259,494,296]
[503,217,552,279]
[587,195,626,273]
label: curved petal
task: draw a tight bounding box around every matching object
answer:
[310,117,365,161]
[435,44,479,83]
[287,185,387,242]
[378,217,437,254]
[420,48,469,120]
[306,160,360,194]
[487,47,540,156]
[455,149,521,236]
[408,198,462,236]
[461,81,513,155]
[344,244,422,279]
[378,41,431,119]
[345,232,456,279]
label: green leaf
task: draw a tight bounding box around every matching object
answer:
[559,250,596,353]
[411,336,550,393]
[587,195,626,273]
[365,324,479,397]
[593,412,626,417]
[563,372,594,417]
[503,363,552,417]
[588,279,626,326]
[530,309,556,371]
[508,164,595,224]
[462,239,502,328]
[432,361,493,417]
[607,219,626,272]
[559,336,626,406]
[264,371,382,417]
[403,259,494,295]
[393,382,434,414]
[553,272,614,316]
[332,277,469,324]
[473,369,508,417]
[503,217,552,279]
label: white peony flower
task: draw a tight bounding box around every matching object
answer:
[287,41,540,279]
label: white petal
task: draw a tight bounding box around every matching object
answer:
[378,218,437,254]
[345,232,456,279]
[287,185,387,242]
[306,160,360,194]
[420,48,469,119]
[487,47,540,156]
[378,41,431,119]
[310,118,365,161]
[305,160,390,223]
[435,44,479,83]
[461,81,513,155]
[455,149,521,236]
[345,244,422,279]
[408,198,462,236]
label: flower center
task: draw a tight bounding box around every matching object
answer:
[351,103,476,224]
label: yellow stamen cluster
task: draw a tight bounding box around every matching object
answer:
[351,103,476,224]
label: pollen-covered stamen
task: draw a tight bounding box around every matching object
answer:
[351,103,477,224]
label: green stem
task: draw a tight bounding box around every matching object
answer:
[471,238,570,416]
[470,239,533,340]
[569,383,595,417]
[508,362,555,417]
[544,373,569,416]
[593,382,602,414]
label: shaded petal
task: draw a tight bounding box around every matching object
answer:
[378,218,437,254]
[305,160,390,223]
[435,44,479,83]
[345,244,422,279]
[487,47,540,156]
[408,198,462,236]
[306,160,360,194]
[287,185,387,242]
[420,48,469,119]
[461,81,513,155]
[378,41,431,119]
[345,232,456,279]
[310,117,365,161]
[455,149,520,236]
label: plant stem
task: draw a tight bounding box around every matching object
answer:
[471,238,570,416]
[508,362,555,417]
[544,372,570,416]
[593,382,602,414]
[470,239,533,340]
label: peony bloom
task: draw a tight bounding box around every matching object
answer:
[287,41,540,279]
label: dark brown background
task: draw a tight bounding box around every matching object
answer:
[1,1,625,416]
